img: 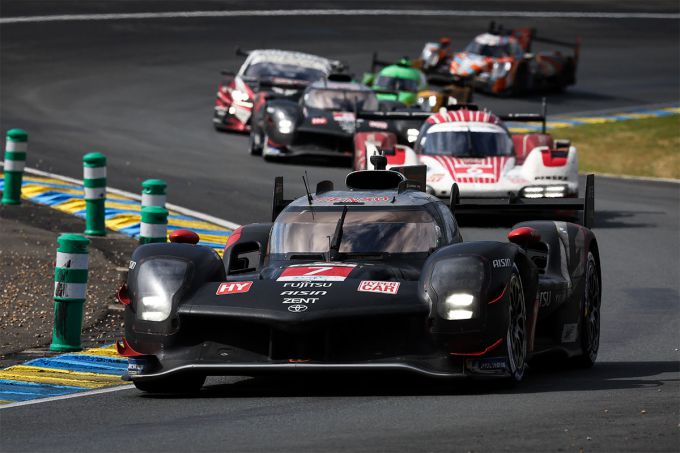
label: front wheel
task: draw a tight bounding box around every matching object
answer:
[249,132,263,156]
[573,251,601,367]
[506,267,528,381]
[133,374,205,394]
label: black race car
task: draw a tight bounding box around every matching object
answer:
[249,76,385,162]
[117,159,601,393]
[214,48,342,132]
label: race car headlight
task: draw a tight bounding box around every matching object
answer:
[443,293,475,320]
[136,259,187,322]
[491,61,512,79]
[430,257,485,321]
[277,118,294,134]
[407,128,419,143]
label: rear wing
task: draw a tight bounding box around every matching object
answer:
[451,174,595,229]
[370,52,395,73]
[499,98,548,134]
[257,78,310,91]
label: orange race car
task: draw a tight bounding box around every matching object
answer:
[445,22,580,96]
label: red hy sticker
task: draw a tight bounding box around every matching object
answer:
[311,117,328,125]
[216,281,253,295]
[358,280,400,295]
[278,265,355,282]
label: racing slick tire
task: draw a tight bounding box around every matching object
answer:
[572,252,601,368]
[133,374,206,394]
[249,131,263,156]
[506,266,528,382]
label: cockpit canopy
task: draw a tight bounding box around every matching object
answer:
[416,122,514,158]
[303,87,379,111]
[269,207,441,257]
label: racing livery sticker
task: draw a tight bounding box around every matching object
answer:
[316,196,390,203]
[278,265,355,282]
[561,323,578,343]
[358,280,400,295]
[216,281,253,295]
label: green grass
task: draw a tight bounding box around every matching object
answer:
[553,115,680,179]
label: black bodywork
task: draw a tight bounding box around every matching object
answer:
[249,78,403,163]
[120,166,601,391]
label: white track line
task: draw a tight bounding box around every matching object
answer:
[1,9,679,24]
[0,385,135,410]
[18,166,242,230]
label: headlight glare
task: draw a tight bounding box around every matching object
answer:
[277,118,294,134]
[136,259,187,322]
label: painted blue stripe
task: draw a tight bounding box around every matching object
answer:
[29,191,79,205]
[0,380,86,402]
[26,355,128,370]
[25,356,128,375]
[198,240,227,248]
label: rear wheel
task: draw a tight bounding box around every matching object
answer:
[573,252,601,367]
[133,374,205,394]
[506,267,528,381]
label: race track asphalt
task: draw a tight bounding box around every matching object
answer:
[1,1,678,451]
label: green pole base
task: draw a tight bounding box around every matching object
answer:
[84,199,106,236]
[50,299,85,352]
[49,343,83,352]
[139,236,166,244]
[1,170,23,205]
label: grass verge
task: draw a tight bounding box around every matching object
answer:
[553,115,679,179]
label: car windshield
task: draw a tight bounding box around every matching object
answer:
[244,62,326,81]
[417,123,514,157]
[269,208,441,256]
[304,89,379,111]
[374,75,419,92]
[464,41,513,58]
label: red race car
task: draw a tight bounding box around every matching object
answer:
[214,48,343,132]
[448,22,580,96]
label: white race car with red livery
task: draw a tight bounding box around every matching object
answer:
[213,48,343,132]
[354,104,578,199]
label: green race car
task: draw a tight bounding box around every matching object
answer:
[362,56,427,106]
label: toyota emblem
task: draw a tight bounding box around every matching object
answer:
[288,304,308,313]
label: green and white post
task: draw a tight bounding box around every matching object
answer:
[141,179,167,208]
[83,152,107,236]
[140,206,168,244]
[51,234,90,352]
[1,129,28,205]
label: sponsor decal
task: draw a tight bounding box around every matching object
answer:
[316,196,390,203]
[466,357,508,374]
[288,304,308,313]
[358,280,400,295]
[561,323,578,343]
[283,282,333,288]
[127,357,147,376]
[368,120,388,129]
[537,290,551,307]
[129,260,136,270]
[492,258,512,268]
[277,265,355,282]
[311,117,328,125]
[216,281,253,295]
[281,290,327,296]
[283,297,319,304]
[333,111,356,133]
[332,112,355,121]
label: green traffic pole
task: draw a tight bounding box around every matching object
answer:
[83,152,107,236]
[141,179,167,208]
[139,206,168,244]
[51,234,90,352]
[2,129,28,205]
